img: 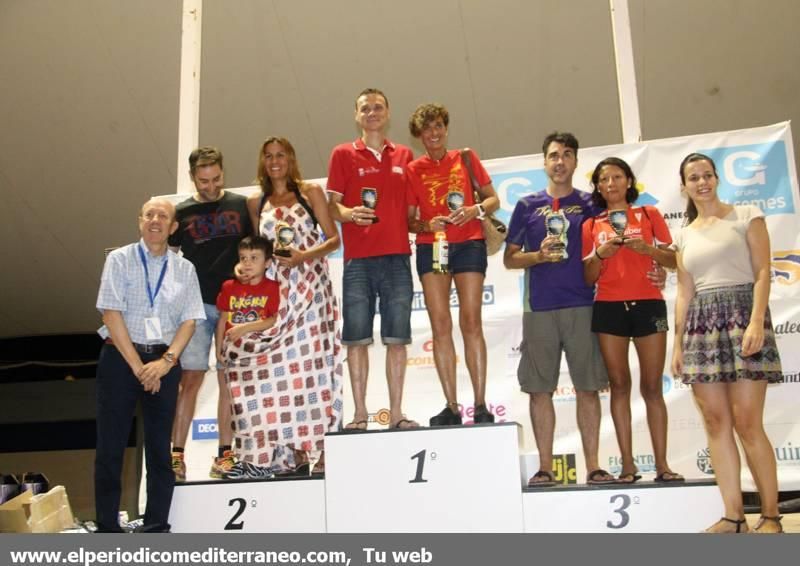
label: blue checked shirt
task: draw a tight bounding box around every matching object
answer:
[97,239,206,344]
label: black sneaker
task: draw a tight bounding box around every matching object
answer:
[429,406,462,427]
[473,404,495,424]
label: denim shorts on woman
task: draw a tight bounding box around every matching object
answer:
[342,254,413,346]
[415,239,488,277]
[591,299,669,338]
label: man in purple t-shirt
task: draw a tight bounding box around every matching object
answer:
[504,132,615,487]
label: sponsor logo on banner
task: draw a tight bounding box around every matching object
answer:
[192,418,219,441]
[608,454,657,475]
[699,142,795,215]
[488,169,549,223]
[772,250,800,286]
[782,371,800,383]
[696,448,714,475]
[775,441,800,467]
[407,339,460,368]
[554,384,609,403]
[632,181,659,207]
[411,285,495,312]
[458,402,508,424]
[663,375,692,395]
[774,319,800,339]
[552,453,578,485]
[370,408,391,426]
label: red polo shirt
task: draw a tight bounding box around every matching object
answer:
[326,138,413,260]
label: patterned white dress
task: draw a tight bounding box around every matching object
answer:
[224,199,343,471]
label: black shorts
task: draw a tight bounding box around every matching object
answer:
[591,299,669,338]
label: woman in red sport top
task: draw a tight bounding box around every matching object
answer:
[405,103,501,426]
[581,157,683,484]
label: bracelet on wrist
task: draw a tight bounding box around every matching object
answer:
[595,249,606,260]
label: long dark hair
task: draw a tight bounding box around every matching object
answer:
[590,157,639,209]
[255,136,318,226]
[679,153,718,225]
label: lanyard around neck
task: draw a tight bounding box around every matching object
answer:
[137,244,168,309]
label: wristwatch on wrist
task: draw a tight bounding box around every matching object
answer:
[162,351,177,366]
[475,203,486,220]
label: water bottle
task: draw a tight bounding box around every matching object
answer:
[432,232,449,274]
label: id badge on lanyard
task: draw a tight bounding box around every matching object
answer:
[138,245,168,342]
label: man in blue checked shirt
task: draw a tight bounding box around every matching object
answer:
[95,198,205,533]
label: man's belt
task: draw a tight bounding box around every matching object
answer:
[105,338,168,355]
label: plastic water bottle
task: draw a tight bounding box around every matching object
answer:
[432,232,449,274]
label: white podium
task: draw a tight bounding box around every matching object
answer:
[324,422,525,532]
[522,479,723,533]
[169,476,326,533]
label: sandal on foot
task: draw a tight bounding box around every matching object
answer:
[344,419,368,432]
[753,515,783,534]
[527,470,557,488]
[617,472,641,484]
[391,418,419,430]
[586,469,616,485]
[704,517,749,533]
[654,471,685,483]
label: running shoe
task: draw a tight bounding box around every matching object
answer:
[210,450,236,479]
[171,452,186,482]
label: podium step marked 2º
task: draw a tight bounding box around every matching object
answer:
[168,422,722,532]
[170,476,326,533]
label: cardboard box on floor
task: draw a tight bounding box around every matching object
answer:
[0,486,76,533]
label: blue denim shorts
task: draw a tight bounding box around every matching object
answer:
[342,254,413,346]
[179,303,223,371]
[416,239,488,277]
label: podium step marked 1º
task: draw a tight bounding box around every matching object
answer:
[324,422,525,533]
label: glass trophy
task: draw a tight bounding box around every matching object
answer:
[361,187,379,223]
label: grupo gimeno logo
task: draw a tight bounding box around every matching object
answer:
[700,142,795,215]
[488,168,548,225]
[411,284,495,312]
[696,447,714,475]
[192,418,219,441]
[772,250,800,286]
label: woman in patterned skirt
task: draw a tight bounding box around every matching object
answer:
[223,136,343,478]
[672,153,783,533]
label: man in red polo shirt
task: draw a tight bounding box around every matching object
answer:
[327,88,418,430]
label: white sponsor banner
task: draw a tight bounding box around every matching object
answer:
[176,122,800,493]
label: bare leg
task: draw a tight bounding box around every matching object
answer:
[576,389,604,474]
[346,345,369,425]
[454,272,488,406]
[172,369,206,448]
[420,272,457,407]
[632,333,675,476]
[597,333,635,476]
[693,383,745,532]
[729,380,780,530]
[215,369,233,448]
[530,392,555,474]
[386,343,411,426]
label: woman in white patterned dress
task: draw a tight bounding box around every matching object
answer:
[223,136,343,477]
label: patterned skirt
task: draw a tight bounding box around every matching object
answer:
[681,284,782,384]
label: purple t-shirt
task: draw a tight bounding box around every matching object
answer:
[507,189,601,311]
